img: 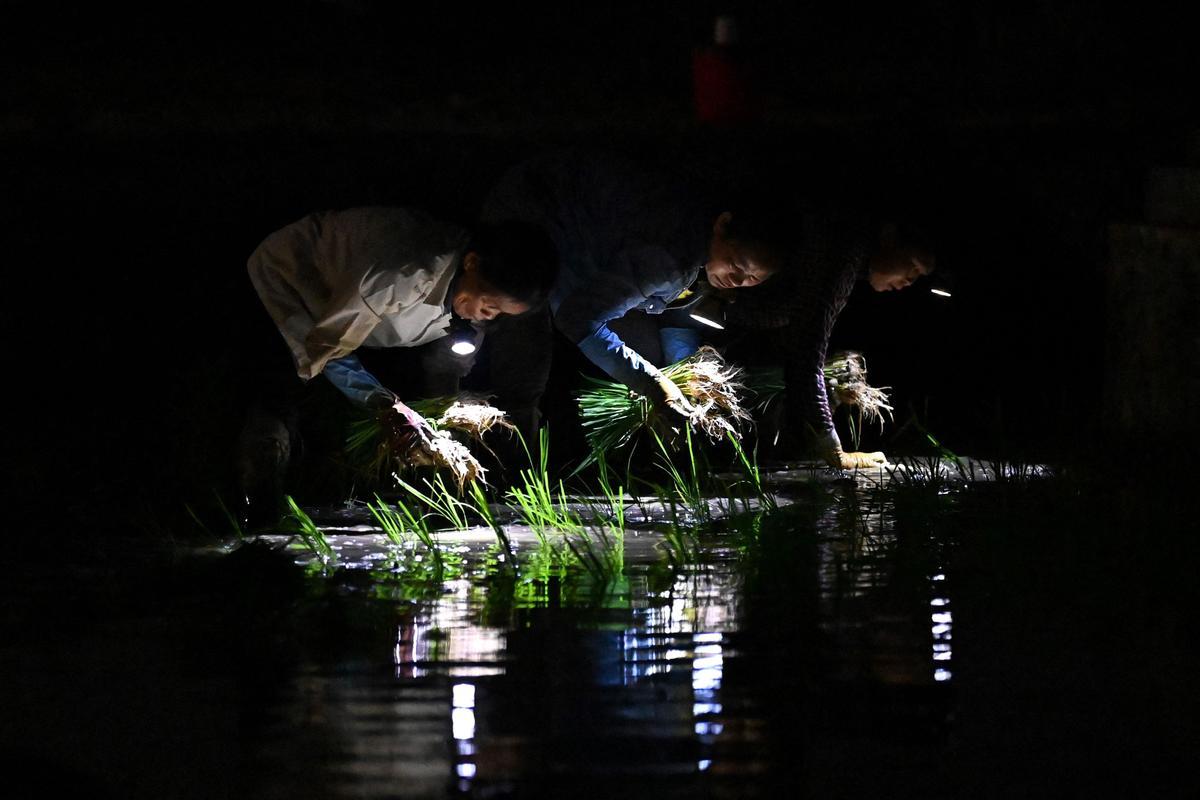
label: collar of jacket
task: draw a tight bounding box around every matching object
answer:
[426,249,464,312]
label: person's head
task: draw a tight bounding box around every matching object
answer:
[704,203,795,291]
[866,221,937,292]
[452,220,559,321]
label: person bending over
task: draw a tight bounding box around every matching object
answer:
[724,212,936,470]
[479,148,797,443]
[237,206,556,522]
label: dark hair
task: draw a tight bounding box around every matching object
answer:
[884,218,940,274]
[468,220,559,308]
[719,191,804,272]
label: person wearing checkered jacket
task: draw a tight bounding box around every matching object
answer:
[724,211,936,469]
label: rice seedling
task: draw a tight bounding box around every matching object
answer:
[469,481,518,575]
[884,413,979,490]
[409,526,457,581]
[569,469,629,585]
[282,495,337,568]
[745,351,893,450]
[563,520,625,585]
[725,431,778,513]
[185,491,247,544]
[346,394,510,490]
[510,479,582,547]
[420,395,515,439]
[503,427,632,585]
[576,375,649,466]
[576,346,751,471]
[506,427,582,537]
[649,426,710,524]
[368,494,427,546]
[659,522,700,568]
[367,494,464,581]
[511,550,568,606]
[394,472,475,530]
[594,455,627,532]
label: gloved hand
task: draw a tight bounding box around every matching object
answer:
[815,428,888,470]
[835,450,889,470]
[651,369,696,437]
[381,400,438,458]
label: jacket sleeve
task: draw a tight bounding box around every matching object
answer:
[248,216,387,381]
[299,283,385,379]
[726,212,869,444]
[554,245,678,399]
[779,247,865,445]
[322,354,394,408]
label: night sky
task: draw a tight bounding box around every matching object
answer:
[3,1,1198,530]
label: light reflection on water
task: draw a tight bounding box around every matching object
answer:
[931,573,954,682]
[395,579,506,679]
[250,469,963,797]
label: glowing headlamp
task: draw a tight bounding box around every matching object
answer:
[448,315,477,356]
[664,286,726,330]
[687,295,727,329]
[928,272,954,299]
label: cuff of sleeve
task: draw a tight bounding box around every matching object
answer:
[322,355,394,408]
[577,334,661,399]
[815,427,842,457]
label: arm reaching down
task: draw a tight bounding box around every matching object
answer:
[556,244,696,410]
[322,355,393,408]
[728,212,884,467]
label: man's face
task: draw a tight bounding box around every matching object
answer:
[868,249,933,292]
[452,252,531,321]
[704,212,775,290]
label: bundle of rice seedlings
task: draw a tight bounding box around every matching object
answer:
[745,350,894,428]
[434,398,515,439]
[577,346,750,463]
[675,346,753,440]
[821,351,893,427]
[347,394,510,490]
[410,427,484,490]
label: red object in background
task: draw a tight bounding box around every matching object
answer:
[692,15,760,127]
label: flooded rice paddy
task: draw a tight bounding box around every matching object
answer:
[3,457,1196,799]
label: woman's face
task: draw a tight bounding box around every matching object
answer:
[704,212,775,290]
[452,253,530,321]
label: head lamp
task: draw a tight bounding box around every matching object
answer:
[927,270,954,299]
[686,294,726,329]
[448,314,477,356]
[664,284,727,330]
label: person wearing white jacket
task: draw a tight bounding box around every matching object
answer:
[238,206,556,524]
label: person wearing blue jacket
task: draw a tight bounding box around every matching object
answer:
[479,149,796,442]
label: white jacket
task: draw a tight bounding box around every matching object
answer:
[248,207,468,380]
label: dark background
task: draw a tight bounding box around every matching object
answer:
[3,1,1197,535]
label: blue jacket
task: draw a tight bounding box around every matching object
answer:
[481,150,711,398]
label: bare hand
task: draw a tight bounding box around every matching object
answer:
[653,376,696,438]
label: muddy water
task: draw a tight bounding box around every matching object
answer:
[23,460,1187,799]
[220,466,964,798]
